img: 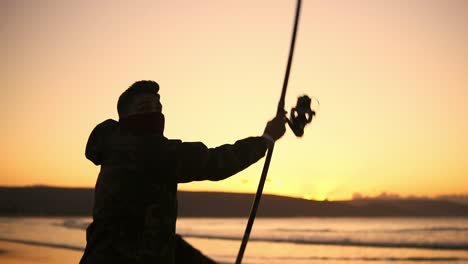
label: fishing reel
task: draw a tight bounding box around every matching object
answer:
[285,95,319,137]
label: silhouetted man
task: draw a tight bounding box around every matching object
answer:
[80,80,285,264]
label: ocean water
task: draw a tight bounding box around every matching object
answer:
[0,217,467,263]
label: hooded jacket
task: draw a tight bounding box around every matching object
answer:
[80,118,268,264]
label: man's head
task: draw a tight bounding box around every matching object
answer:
[117,80,162,118]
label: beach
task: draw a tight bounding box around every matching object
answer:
[1,217,468,264]
[0,241,82,264]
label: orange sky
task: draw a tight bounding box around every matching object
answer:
[1,0,467,200]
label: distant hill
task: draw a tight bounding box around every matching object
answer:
[1,186,468,217]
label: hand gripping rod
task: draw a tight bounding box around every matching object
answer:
[235,1,302,263]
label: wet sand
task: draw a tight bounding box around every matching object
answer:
[0,241,82,264]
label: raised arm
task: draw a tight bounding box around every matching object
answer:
[176,116,286,183]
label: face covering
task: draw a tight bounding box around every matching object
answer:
[119,112,165,135]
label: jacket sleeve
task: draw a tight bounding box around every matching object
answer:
[175,137,269,183]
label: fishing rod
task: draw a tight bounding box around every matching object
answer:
[235,1,317,263]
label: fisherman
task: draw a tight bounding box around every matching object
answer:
[80,80,286,264]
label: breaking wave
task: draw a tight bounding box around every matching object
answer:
[275,227,468,233]
[180,233,468,251]
[59,219,468,251]
[0,237,84,251]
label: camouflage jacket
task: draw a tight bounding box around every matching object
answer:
[79,119,268,264]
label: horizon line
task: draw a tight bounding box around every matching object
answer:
[1,184,467,202]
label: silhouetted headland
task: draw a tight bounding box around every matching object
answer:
[1,186,467,217]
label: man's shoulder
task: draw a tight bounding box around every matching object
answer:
[162,139,209,154]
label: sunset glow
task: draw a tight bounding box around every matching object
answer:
[1,0,467,200]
